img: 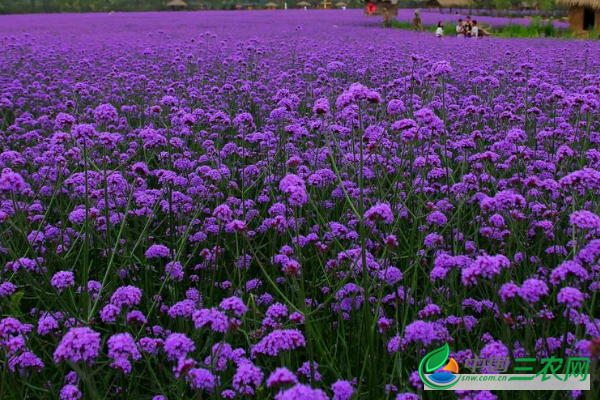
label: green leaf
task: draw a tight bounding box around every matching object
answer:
[425,343,450,373]
[9,291,24,314]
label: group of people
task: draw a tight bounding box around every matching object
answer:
[412,10,486,39]
[435,16,481,38]
[456,17,481,38]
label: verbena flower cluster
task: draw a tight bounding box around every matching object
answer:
[0,9,599,400]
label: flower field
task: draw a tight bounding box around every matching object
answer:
[1,9,600,400]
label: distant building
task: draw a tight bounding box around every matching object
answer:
[557,0,600,33]
[166,0,187,10]
[235,2,259,9]
[519,1,539,11]
[426,0,474,12]
[265,1,278,9]
[320,0,333,9]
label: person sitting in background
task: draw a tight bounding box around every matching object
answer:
[472,20,479,38]
[436,21,444,38]
[464,15,473,37]
[477,22,491,37]
[456,19,465,38]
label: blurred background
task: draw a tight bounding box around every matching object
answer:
[0,0,566,16]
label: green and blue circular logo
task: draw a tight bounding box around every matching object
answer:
[418,343,460,389]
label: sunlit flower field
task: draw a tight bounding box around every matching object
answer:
[0,9,599,400]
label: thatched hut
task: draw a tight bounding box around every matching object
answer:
[557,0,600,32]
[265,2,277,9]
[335,1,348,8]
[426,0,474,12]
[297,1,311,7]
[321,0,333,8]
[166,0,187,10]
